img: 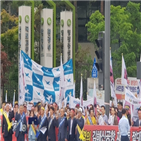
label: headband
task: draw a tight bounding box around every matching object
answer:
[41,107,45,111]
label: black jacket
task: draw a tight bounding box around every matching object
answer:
[2,111,14,137]
[67,118,77,141]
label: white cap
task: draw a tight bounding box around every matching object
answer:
[78,108,82,113]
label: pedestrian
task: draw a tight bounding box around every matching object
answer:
[117,102,123,119]
[119,109,130,141]
[108,107,118,125]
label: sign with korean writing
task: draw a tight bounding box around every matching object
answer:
[40,9,53,68]
[18,6,31,57]
[60,11,72,63]
[92,58,97,78]
[18,6,31,103]
[115,77,139,100]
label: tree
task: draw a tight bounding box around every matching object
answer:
[86,2,141,79]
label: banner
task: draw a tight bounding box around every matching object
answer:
[19,50,74,105]
[83,125,141,141]
[60,11,73,63]
[115,77,139,100]
[88,89,104,106]
[40,8,53,68]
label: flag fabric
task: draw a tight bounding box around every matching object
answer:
[5,90,7,102]
[59,54,65,103]
[121,55,128,86]
[80,75,83,106]
[110,50,117,106]
[19,50,74,105]
[13,90,15,107]
[93,79,97,107]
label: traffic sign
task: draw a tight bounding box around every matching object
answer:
[92,58,98,78]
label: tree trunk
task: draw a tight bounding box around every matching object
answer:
[73,1,78,52]
[101,0,104,15]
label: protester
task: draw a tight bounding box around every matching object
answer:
[85,108,97,125]
[28,110,38,141]
[2,103,14,141]
[119,109,130,141]
[47,107,58,141]
[76,108,84,141]
[125,105,131,126]
[108,107,118,125]
[67,108,77,141]
[117,102,123,119]
[98,105,108,125]
[15,105,27,141]
[132,107,141,126]
[57,108,68,141]
[37,106,48,141]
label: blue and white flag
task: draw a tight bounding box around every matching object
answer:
[19,50,74,105]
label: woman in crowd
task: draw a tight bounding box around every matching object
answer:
[28,110,38,141]
[108,107,119,125]
[85,108,97,125]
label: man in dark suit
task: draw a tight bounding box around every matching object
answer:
[67,108,77,141]
[15,105,27,141]
[47,107,58,141]
[57,108,68,141]
[37,106,48,141]
[2,103,14,141]
[76,108,84,141]
[133,107,141,127]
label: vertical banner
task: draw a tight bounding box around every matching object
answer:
[60,11,73,63]
[18,6,31,103]
[40,9,53,68]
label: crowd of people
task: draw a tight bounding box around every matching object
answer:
[1,101,141,141]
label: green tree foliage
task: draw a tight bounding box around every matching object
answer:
[86,1,141,78]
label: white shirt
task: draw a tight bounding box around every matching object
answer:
[108,115,115,125]
[6,112,9,118]
[70,119,73,135]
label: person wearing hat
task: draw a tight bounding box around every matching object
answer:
[76,107,84,141]
[132,106,141,127]
[37,106,48,141]
[119,109,130,141]
[125,105,131,126]
[2,103,14,141]
[15,104,27,141]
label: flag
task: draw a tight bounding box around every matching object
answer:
[93,79,97,107]
[121,55,128,86]
[110,49,117,106]
[13,90,15,107]
[5,90,7,102]
[59,54,65,106]
[73,82,75,97]
[80,75,83,106]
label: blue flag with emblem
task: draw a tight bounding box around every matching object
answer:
[19,50,74,105]
[92,58,97,78]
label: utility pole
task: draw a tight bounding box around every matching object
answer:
[104,0,110,117]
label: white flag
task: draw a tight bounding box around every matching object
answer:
[59,54,65,104]
[121,55,128,86]
[13,90,15,107]
[110,50,117,106]
[93,79,97,107]
[80,75,83,106]
[5,90,7,102]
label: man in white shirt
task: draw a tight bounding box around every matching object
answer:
[98,105,108,125]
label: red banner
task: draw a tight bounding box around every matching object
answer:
[1,113,141,141]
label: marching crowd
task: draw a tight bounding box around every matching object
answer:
[1,101,141,141]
